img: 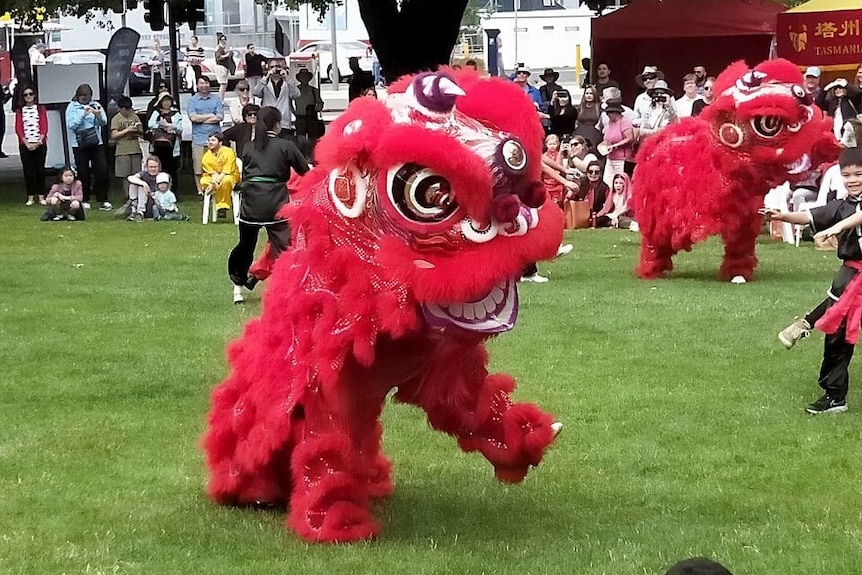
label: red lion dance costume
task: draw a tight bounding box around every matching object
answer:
[634,58,840,281]
[203,71,564,543]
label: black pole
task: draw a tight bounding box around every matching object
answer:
[167,6,181,106]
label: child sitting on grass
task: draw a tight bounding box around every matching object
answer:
[45,167,84,221]
[151,172,187,221]
[760,147,862,414]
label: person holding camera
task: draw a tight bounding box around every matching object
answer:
[638,79,678,141]
[252,58,300,136]
[548,89,577,139]
[110,95,144,200]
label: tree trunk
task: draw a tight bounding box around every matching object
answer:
[358,0,469,82]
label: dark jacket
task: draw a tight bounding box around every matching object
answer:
[239,132,310,222]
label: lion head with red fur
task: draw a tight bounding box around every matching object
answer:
[701,58,839,186]
[292,70,563,334]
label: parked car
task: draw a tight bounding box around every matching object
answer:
[199,47,243,87]
[129,48,189,96]
[290,41,372,83]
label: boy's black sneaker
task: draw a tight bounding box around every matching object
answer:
[806,394,848,414]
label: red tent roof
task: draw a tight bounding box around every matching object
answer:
[592,0,786,40]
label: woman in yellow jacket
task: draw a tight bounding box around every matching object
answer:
[200,132,240,218]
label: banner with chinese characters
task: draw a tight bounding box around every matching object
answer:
[777,9,862,67]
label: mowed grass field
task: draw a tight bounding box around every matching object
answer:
[2,189,862,575]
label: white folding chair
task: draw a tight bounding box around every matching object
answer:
[202,158,242,225]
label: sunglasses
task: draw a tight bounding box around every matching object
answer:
[237,87,249,91]
[588,170,601,175]
[23,91,35,96]
[246,112,257,117]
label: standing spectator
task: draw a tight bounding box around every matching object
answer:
[548,89,577,139]
[575,85,602,147]
[804,66,827,109]
[347,56,375,102]
[464,59,479,72]
[675,73,703,118]
[691,76,716,117]
[638,80,678,140]
[244,43,267,95]
[110,95,144,200]
[229,106,309,303]
[593,61,619,94]
[66,83,110,211]
[229,80,253,124]
[822,78,861,140]
[511,63,542,111]
[15,83,48,206]
[224,103,259,158]
[126,155,162,222]
[200,132,240,219]
[693,65,708,95]
[599,100,635,185]
[0,83,10,158]
[28,42,46,67]
[187,76,224,195]
[45,167,84,221]
[538,68,562,108]
[541,134,578,208]
[186,35,205,87]
[633,65,664,124]
[840,114,862,149]
[293,68,324,143]
[369,46,382,86]
[147,91,183,191]
[597,86,637,130]
[855,63,862,90]
[214,34,234,102]
[146,79,169,119]
[148,40,166,95]
[252,58,300,134]
[580,57,591,89]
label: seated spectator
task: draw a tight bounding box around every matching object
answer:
[664,557,734,575]
[223,104,260,158]
[464,59,478,72]
[576,160,610,223]
[151,172,187,221]
[676,73,703,118]
[788,169,821,212]
[600,172,636,229]
[45,167,84,221]
[126,155,162,222]
[564,135,599,180]
[200,132,240,219]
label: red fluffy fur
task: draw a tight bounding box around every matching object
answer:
[634,58,840,281]
[203,70,562,543]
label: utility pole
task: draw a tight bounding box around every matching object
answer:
[330,0,340,90]
[167,3,180,103]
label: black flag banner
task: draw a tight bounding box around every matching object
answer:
[105,27,140,117]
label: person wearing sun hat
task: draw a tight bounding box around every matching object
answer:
[639,78,678,139]
[633,65,665,124]
[511,63,543,111]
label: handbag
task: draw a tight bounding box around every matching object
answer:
[149,127,177,149]
[564,199,591,230]
[76,126,100,149]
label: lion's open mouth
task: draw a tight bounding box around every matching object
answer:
[785,154,811,175]
[421,278,518,334]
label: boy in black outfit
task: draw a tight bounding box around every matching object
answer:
[761,147,862,414]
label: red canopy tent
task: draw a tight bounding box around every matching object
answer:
[591,0,787,105]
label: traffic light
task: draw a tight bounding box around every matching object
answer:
[144,0,165,31]
[171,0,205,31]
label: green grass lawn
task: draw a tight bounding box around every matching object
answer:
[2,194,862,575]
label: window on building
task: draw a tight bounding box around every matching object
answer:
[222,0,241,31]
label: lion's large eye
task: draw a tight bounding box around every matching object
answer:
[751,116,784,138]
[388,163,458,223]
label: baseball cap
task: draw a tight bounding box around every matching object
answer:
[156,172,171,185]
[804,66,821,78]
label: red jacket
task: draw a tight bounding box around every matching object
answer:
[15,105,48,145]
